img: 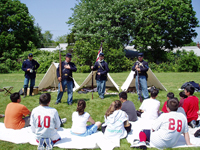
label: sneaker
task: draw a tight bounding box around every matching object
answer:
[133,141,147,149]
[38,138,45,150]
[44,138,53,150]
[189,120,196,128]
[61,118,67,124]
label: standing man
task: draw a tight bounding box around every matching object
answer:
[91,53,109,99]
[55,53,77,105]
[132,53,149,100]
[22,53,40,97]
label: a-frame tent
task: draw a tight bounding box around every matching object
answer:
[38,63,80,92]
[121,68,167,91]
[75,71,119,92]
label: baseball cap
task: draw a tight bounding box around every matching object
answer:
[28,53,33,57]
[99,53,104,56]
[66,53,72,58]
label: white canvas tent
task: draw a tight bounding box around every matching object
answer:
[121,68,167,91]
[38,63,80,92]
[75,71,119,91]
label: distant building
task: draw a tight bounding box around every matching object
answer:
[39,43,68,52]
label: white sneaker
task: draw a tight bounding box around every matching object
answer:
[61,118,67,124]
[133,141,147,149]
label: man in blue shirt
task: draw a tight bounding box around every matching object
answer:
[132,53,149,100]
[91,53,109,99]
[22,53,40,97]
[55,53,77,105]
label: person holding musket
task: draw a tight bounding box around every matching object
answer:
[132,53,149,100]
[91,53,109,99]
[55,53,77,105]
[22,53,40,98]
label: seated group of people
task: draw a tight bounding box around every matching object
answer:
[2,84,199,149]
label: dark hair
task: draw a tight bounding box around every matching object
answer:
[150,89,159,98]
[167,92,174,99]
[77,100,86,115]
[39,93,51,105]
[10,92,20,102]
[167,98,179,111]
[179,91,188,99]
[105,100,122,118]
[119,92,127,100]
[185,85,195,95]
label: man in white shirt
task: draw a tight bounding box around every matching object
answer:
[139,89,160,120]
[133,98,192,149]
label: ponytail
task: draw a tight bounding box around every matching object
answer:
[76,99,86,115]
[105,100,122,118]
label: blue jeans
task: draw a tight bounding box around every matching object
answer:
[71,124,98,137]
[56,80,73,104]
[96,80,106,99]
[135,75,149,99]
[24,78,35,88]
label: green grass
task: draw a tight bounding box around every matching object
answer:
[0,72,200,150]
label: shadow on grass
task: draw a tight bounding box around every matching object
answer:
[63,98,90,104]
[104,94,118,99]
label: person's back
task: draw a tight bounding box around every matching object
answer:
[151,111,188,148]
[30,93,61,149]
[30,105,61,139]
[119,92,137,122]
[4,93,30,129]
[139,98,160,120]
[161,92,174,113]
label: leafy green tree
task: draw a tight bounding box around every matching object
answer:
[0,0,43,72]
[68,0,199,62]
[55,34,68,43]
[42,31,54,47]
[66,32,75,44]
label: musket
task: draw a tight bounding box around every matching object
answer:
[91,62,94,99]
[136,62,143,102]
[59,48,63,92]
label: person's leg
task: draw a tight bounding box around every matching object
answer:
[55,80,67,104]
[135,76,142,100]
[125,123,132,134]
[140,76,149,99]
[30,78,35,96]
[23,116,30,127]
[23,78,29,98]
[101,122,106,133]
[96,80,101,97]
[66,80,73,105]
[100,80,106,99]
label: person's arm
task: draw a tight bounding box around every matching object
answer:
[183,132,192,145]
[34,60,40,70]
[30,113,36,133]
[70,63,77,72]
[92,62,98,71]
[54,111,61,129]
[132,62,137,71]
[22,61,29,72]
[88,116,95,124]
[140,62,149,72]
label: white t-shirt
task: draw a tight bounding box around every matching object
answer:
[150,111,188,148]
[71,111,90,134]
[139,98,160,120]
[103,110,128,139]
[30,106,61,140]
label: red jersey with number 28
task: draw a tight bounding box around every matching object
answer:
[30,105,61,140]
[150,111,188,148]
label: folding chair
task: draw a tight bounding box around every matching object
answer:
[3,86,13,96]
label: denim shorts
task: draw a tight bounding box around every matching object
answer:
[71,124,98,137]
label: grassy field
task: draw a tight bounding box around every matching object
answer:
[0,72,200,150]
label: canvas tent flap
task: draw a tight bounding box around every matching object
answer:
[121,68,167,91]
[75,71,119,92]
[38,63,79,92]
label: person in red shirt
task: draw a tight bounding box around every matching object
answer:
[183,85,199,128]
[161,92,174,113]
[4,92,31,129]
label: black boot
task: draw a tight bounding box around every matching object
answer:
[23,87,27,98]
[30,87,33,96]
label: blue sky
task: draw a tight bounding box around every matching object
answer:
[20,0,200,43]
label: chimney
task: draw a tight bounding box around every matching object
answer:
[197,42,200,49]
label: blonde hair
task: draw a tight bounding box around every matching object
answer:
[105,100,122,118]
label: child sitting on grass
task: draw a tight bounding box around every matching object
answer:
[133,98,192,149]
[71,100,101,136]
[4,92,31,129]
[161,92,174,113]
[183,85,199,128]
[30,93,66,150]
